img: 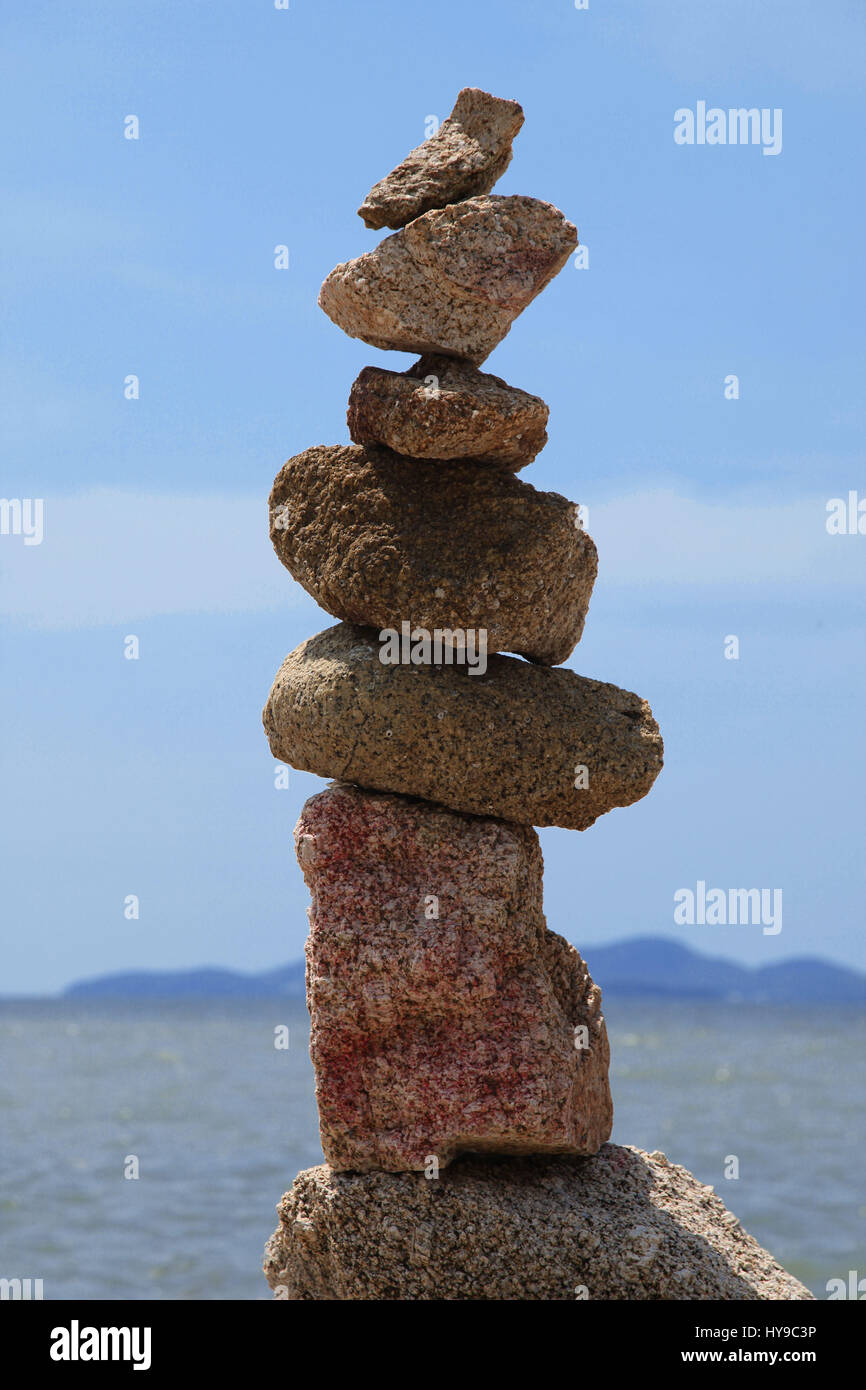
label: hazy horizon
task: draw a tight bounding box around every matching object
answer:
[1,930,862,1002]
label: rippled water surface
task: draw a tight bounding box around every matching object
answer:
[1,998,863,1299]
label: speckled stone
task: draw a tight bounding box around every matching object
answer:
[263,1145,815,1300]
[268,443,596,665]
[319,195,578,364]
[347,356,548,468]
[295,782,612,1172]
[358,87,524,231]
[262,622,664,829]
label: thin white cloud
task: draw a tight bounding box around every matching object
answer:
[590,489,863,588]
[0,486,860,630]
[0,490,314,629]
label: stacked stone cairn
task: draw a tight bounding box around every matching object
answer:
[262,90,812,1300]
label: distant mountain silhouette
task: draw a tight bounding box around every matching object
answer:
[581,936,866,1003]
[61,937,866,1004]
[63,961,306,1000]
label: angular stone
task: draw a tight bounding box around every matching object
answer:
[263,1146,814,1301]
[268,444,596,665]
[358,87,524,231]
[296,782,612,1173]
[347,356,548,468]
[262,622,664,830]
[319,195,578,364]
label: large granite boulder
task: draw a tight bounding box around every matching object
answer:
[264,1145,814,1301]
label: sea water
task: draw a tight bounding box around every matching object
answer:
[1,998,863,1300]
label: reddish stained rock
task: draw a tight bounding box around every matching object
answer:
[295,782,613,1172]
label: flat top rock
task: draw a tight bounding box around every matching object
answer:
[347,355,549,469]
[268,443,596,666]
[263,622,663,830]
[264,1144,814,1301]
[358,87,524,231]
[319,194,578,364]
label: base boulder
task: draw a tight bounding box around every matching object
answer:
[264,1145,814,1300]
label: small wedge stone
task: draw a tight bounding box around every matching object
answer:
[358,87,524,230]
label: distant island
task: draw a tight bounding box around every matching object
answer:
[60,936,866,1004]
[62,961,306,1000]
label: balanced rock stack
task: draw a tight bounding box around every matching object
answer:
[262,90,812,1301]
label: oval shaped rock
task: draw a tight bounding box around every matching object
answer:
[347,355,549,468]
[263,622,664,830]
[269,443,596,666]
[319,195,578,364]
[358,87,524,231]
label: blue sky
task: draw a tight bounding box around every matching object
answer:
[2,0,864,993]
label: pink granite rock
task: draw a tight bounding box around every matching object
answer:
[319,195,578,364]
[296,782,613,1173]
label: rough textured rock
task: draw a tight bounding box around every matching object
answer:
[319,195,578,364]
[268,444,596,665]
[263,622,663,829]
[296,782,612,1172]
[263,1145,814,1300]
[358,87,524,231]
[347,356,548,468]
